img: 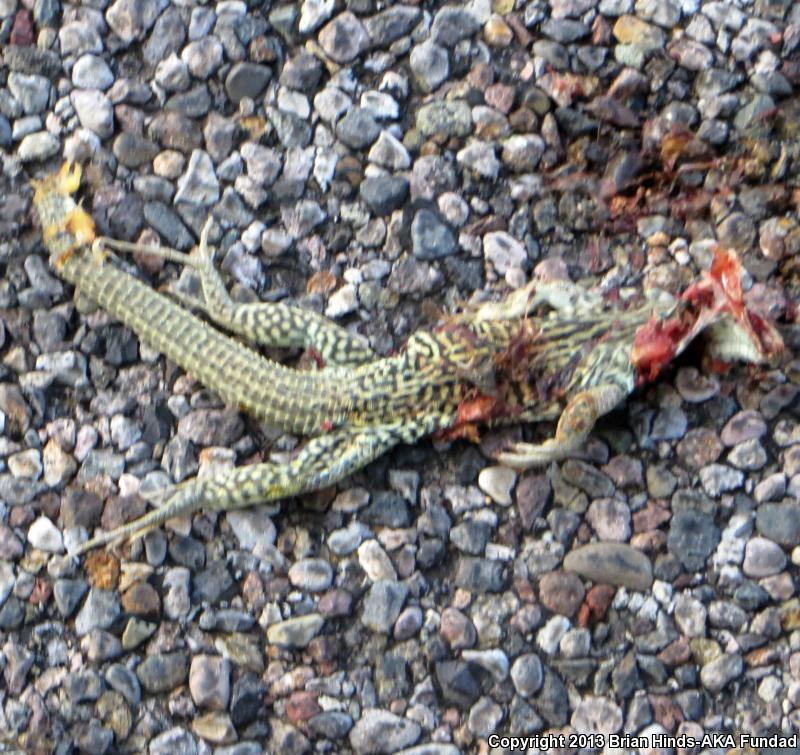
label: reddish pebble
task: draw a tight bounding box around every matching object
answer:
[484,83,515,114]
[285,690,321,723]
[10,10,34,46]
[538,571,585,618]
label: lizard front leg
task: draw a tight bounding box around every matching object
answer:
[495,383,626,469]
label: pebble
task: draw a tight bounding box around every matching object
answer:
[727,438,767,470]
[675,367,720,402]
[674,593,707,636]
[75,588,121,636]
[667,509,720,570]
[571,696,623,735]
[410,42,449,93]
[106,0,167,42]
[720,409,767,446]
[336,107,381,150]
[360,175,409,216]
[510,653,543,697]
[699,463,744,497]
[416,100,472,138]
[468,696,504,738]
[361,580,409,634]
[676,427,722,469]
[349,709,421,754]
[537,615,571,655]
[393,606,422,640]
[586,497,631,541]
[436,660,481,708]
[18,130,60,161]
[174,149,220,205]
[700,653,743,692]
[72,55,114,90]
[368,130,411,170]
[225,508,276,551]
[411,209,457,260]
[225,62,272,104]
[756,502,800,546]
[539,571,585,617]
[137,652,190,694]
[564,542,653,590]
[266,614,324,647]
[358,539,397,581]
[430,5,481,47]
[27,515,63,553]
[287,558,333,592]
[8,72,50,114]
[0,563,14,608]
[440,607,477,649]
[54,579,89,618]
[106,664,141,706]
[181,36,223,79]
[189,655,231,710]
[743,536,787,578]
[364,6,419,46]
[318,11,371,64]
[456,141,501,180]
[477,465,516,505]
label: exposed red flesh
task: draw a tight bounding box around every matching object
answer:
[632,246,783,384]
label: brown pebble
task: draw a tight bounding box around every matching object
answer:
[285,690,321,723]
[121,581,161,617]
[538,571,585,617]
[85,550,120,590]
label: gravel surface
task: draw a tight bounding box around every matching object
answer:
[1,0,800,752]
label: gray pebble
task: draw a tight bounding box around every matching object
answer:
[721,409,767,446]
[72,54,114,90]
[364,6,420,46]
[430,5,481,47]
[700,653,742,692]
[106,0,168,43]
[189,654,231,710]
[743,536,787,577]
[136,651,189,693]
[288,558,334,592]
[727,438,767,470]
[18,130,60,161]
[318,11,370,63]
[267,614,325,647]
[361,580,409,634]
[410,41,449,93]
[105,663,142,706]
[8,72,50,114]
[336,107,381,149]
[225,62,272,104]
[75,588,120,636]
[416,100,472,139]
[564,542,653,590]
[349,709,421,754]
[411,209,456,260]
[699,463,744,497]
[54,578,89,618]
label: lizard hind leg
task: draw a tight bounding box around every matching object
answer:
[70,480,201,555]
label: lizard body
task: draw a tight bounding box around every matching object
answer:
[30,162,785,552]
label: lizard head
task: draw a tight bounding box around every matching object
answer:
[632,247,785,384]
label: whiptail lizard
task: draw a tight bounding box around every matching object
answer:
[30,161,785,554]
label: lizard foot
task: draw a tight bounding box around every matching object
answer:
[494,438,582,469]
